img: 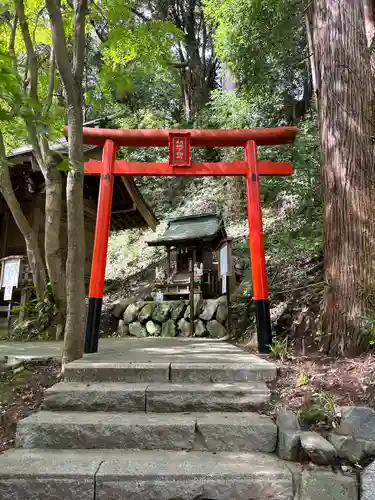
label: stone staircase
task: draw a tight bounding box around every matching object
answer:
[0,338,295,499]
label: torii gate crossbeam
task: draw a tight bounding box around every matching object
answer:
[68,126,298,355]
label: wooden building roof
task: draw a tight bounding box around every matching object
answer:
[147,213,226,247]
[5,138,157,232]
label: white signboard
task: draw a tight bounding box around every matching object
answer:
[1,258,21,301]
[219,244,228,277]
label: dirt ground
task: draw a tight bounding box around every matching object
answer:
[0,360,61,453]
[268,351,375,418]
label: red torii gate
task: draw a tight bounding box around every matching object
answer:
[73,126,298,354]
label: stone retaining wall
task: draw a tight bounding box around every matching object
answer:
[276,406,375,500]
[111,297,229,338]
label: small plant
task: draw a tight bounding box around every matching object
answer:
[298,391,338,429]
[10,283,58,340]
[352,457,363,469]
[297,372,309,386]
[269,337,288,361]
[358,314,375,345]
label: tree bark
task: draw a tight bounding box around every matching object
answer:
[0,133,46,297]
[312,0,375,355]
[155,0,217,121]
[15,0,66,327]
[47,0,87,362]
[44,163,66,320]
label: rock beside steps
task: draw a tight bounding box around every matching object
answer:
[0,344,296,499]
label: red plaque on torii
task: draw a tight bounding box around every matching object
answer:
[169,132,191,167]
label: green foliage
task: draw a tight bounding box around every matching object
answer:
[298,391,338,429]
[297,372,309,386]
[269,337,288,360]
[204,0,307,95]
[107,228,165,279]
[10,283,58,340]
[197,90,250,130]
[262,112,322,261]
[358,314,375,346]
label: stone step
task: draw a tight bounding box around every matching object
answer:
[16,411,277,453]
[0,449,294,500]
[170,360,276,383]
[64,361,170,383]
[43,381,270,412]
[64,358,276,383]
[147,381,270,412]
[43,382,148,412]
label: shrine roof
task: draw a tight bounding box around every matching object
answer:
[147,213,226,246]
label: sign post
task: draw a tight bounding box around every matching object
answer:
[0,256,22,302]
[0,256,22,331]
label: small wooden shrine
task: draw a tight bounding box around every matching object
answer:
[147,213,233,300]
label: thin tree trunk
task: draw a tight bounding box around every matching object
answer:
[64,110,86,361]
[47,0,87,362]
[15,0,67,326]
[312,0,375,356]
[44,167,66,322]
[305,7,318,106]
[0,135,46,297]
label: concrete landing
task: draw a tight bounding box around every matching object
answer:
[0,337,268,363]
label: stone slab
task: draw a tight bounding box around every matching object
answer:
[0,449,100,500]
[70,338,254,364]
[300,470,358,500]
[146,382,270,412]
[0,337,247,363]
[170,360,276,383]
[43,382,147,412]
[195,412,277,452]
[16,411,196,450]
[362,460,375,500]
[96,450,294,500]
[64,361,170,382]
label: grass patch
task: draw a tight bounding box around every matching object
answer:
[0,326,10,340]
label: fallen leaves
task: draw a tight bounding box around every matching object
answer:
[0,360,61,453]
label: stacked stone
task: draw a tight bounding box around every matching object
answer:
[276,407,375,500]
[111,297,229,339]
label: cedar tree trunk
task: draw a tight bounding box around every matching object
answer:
[312,0,375,355]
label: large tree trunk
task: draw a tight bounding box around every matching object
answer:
[312,0,375,356]
[0,136,46,297]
